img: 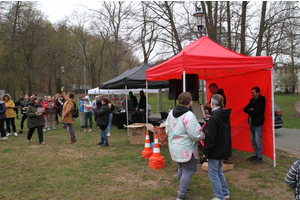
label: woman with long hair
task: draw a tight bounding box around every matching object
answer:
[61,86,76,143]
[2,94,18,137]
[19,94,30,134]
[205,94,232,200]
[26,97,46,145]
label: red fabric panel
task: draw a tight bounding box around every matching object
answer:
[206,70,273,159]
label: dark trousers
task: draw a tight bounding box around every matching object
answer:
[5,117,16,133]
[0,119,6,137]
[20,114,28,130]
[27,126,44,143]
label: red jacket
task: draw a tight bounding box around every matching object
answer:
[43,100,57,115]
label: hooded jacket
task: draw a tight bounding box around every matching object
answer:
[60,91,75,124]
[0,100,6,120]
[2,94,15,118]
[165,105,202,162]
[205,108,232,160]
[26,103,45,129]
[285,156,300,199]
[81,96,93,113]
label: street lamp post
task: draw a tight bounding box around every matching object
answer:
[61,66,65,86]
[193,7,205,105]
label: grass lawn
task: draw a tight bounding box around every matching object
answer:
[274,93,300,129]
[0,109,296,200]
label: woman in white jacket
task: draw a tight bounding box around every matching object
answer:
[165,92,202,200]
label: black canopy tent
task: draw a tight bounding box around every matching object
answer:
[98,63,169,136]
[99,63,168,89]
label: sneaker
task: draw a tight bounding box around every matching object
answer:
[43,128,47,131]
[107,133,111,137]
[40,142,46,145]
[247,156,257,161]
[47,127,50,131]
[6,133,12,136]
[53,127,56,130]
[18,130,23,134]
[252,157,263,163]
[88,129,92,132]
[211,198,221,200]
[83,129,87,132]
[97,142,104,145]
[27,139,30,143]
[176,194,190,200]
[14,132,18,136]
[224,195,230,199]
[2,136,8,141]
[81,125,84,128]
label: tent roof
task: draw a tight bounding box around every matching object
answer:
[99,63,168,89]
[146,36,273,81]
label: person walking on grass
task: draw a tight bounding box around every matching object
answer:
[26,97,46,145]
[94,98,109,147]
[0,96,8,141]
[82,95,93,132]
[2,94,18,137]
[61,86,76,144]
[44,96,57,130]
[165,92,202,200]
[19,94,30,134]
[204,94,231,200]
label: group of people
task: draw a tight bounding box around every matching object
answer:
[166,83,268,200]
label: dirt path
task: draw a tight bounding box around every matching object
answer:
[295,100,300,113]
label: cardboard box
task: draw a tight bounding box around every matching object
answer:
[201,161,234,172]
[154,124,168,146]
[125,123,154,144]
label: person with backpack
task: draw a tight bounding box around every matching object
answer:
[61,86,77,144]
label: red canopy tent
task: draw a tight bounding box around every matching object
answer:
[146,36,275,165]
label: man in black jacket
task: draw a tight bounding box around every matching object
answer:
[243,86,266,163]
[206,83,226,113]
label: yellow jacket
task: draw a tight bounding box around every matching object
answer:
[4,99,15,118]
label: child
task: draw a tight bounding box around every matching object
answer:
[285,156,300,200]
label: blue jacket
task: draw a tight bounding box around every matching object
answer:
[0,101,6,120]
[79,100,84,112]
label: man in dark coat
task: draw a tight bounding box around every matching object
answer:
[243,86,266,163]
[138,90,146,110]
[129,92,137,109]
[207,83,226,107]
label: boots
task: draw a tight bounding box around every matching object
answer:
[67,137,76,144]
[101,143,109,147]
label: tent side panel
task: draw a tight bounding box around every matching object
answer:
[206,69,273,159]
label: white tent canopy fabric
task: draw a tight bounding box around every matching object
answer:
[88,88,160,95]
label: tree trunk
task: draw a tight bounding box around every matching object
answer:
[8,1,20,98]
[256,1,267,56]
[240,1,247,55]
[226,1,232,50]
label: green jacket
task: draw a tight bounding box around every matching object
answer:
[26,104,45,129]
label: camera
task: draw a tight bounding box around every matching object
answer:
[199,155,207,164]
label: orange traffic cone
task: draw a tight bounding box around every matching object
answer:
[141,132,153,159]
[149,134,165,169]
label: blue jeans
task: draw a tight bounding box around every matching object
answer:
[107,113,113,133]
[250,125,263,158]
[100,129,108,144]
[177,156,197,196]
[208,159,229,200]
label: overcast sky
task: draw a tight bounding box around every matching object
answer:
[38,1,101,23]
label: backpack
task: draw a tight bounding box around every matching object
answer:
[67,101,79,118]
